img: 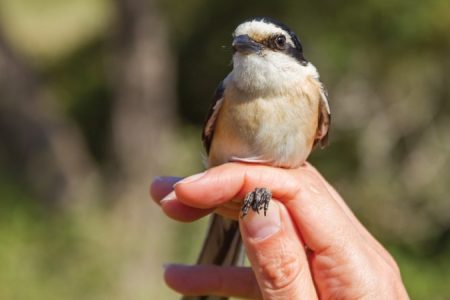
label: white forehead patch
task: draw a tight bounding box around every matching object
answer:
[233,19,295,48]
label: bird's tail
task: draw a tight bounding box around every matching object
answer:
[181,214,244,300]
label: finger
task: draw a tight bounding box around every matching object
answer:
[174,163,300,209]
[240,201,317,299]
[151,177,212,222]
[160,191,214,222]
[281,166,361,253]
[150,176,182,204]
[174,163,358,253]
[164,264,261,299]
[303,163,372,238]
[304,163,400,273]
[280,166,406,298]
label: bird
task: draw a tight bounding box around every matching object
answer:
[182,17,330,300]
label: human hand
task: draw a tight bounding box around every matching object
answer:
[151,163,409,299]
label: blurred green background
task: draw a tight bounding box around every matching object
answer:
[0,0,449,299]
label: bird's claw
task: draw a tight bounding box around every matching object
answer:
[241,187,272,218]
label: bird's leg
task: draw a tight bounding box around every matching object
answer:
[241,187,272,218]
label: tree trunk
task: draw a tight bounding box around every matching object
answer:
[110,0,176,187]
[107,0,178,296]
[0,29,99,208]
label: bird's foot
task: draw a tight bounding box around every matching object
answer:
[241,187,272,218]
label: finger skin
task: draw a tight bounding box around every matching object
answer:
[174,163,357,253]
[151,177,212,222]
[174,163,301,209]
[173,163,409,298]
[240,201,317,299]
[163,163,409,299]
[161,194,214,222]
[304,163,400,274]
[164,264,261,299]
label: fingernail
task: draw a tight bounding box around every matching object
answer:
[160,191,176,204]
[163,263,186,271]
[153,176,164,183]
[241,202,281,240]
[153,176,182,185]
[173,171,207,186]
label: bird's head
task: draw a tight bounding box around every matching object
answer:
[229,17,318,94]
[232,17,306,64]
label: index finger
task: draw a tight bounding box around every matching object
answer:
[174,162,359,253]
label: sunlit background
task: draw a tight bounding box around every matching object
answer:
[0,0,449,299]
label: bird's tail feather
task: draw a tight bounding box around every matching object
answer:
[181,214,244,300]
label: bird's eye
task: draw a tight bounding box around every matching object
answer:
[274,35,286,49]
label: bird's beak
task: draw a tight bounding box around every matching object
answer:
[232,34,262,54]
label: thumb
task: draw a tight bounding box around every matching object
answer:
[239,201,317,299]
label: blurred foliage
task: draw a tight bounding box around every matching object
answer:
[0,0,449,299]
[0,0,113,63]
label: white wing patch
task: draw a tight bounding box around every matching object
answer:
[204,98,223,140]
[315,85,331,148]
[320,87,331,115]
[230,156,273,164]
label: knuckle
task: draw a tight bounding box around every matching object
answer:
[257,249,303,290]
[383,252,402,276]
[369,245,402,278]
[382,257,403,281]
[359,250,406,298]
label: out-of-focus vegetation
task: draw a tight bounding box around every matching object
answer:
[0,0,449,299]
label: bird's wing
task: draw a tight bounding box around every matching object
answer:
[314,84,331,148]
[202,80,225,154]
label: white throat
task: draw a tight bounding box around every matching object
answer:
[230,51,319,95]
